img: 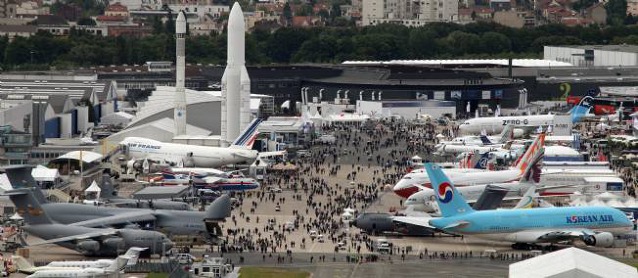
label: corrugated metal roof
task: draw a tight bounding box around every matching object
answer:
[343,59,573,68]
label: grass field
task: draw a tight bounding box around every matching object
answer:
[239,267,310,278]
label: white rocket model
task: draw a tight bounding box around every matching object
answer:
[174,11,187,136]
[221,2,251,147]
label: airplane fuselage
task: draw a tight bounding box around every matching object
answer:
[459,114,554,135]
[394,169,521,198]
[123,137,257,168]
[41,203,209,237]
[429,206,632,242]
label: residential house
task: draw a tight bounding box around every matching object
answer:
[584,2,606,25]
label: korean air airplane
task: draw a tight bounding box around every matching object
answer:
[422,163,632,249]
[121,118,261,168]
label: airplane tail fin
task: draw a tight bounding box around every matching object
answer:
[473,153,490,169]
[11,255,34,273]
[205,194,231,220]
[514,132,545,177]
[4,188,54,225]
[497,125,514,144]
[123,247,147,266]
[106,255,131,272]
[513,185,537,209]
[424,163,474,218]
[570,96,594,123]
[230,118,262,149]
[479,135,493,145]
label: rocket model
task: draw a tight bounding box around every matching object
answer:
[174,11,187,136]
[221,2,251,147]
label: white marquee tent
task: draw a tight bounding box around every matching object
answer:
[31,165,60,182]
[509,247,638,278]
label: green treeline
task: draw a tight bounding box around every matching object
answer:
[6,21,638,69]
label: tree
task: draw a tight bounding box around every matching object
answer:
[445,31,481,55]
[283,3,293,25]
[408,28,437,58]
[77,17,97,26]
[606,0,628,25]
[479,32,512,54]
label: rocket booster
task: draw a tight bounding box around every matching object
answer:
[174,11,187,136]
[222,2,250,146]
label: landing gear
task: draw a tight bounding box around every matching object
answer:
[511,243,539,250]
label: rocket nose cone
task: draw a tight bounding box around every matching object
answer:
[176,11,186,33]
[229,2,244,21]
[176,11,186,22]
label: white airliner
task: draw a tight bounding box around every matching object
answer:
[22,254,130,278]
[121,119,262,168]
[439,125,515,147]
[13,247,144,274]
[393,133,545,198]
[435,141,524,156]
[458,114,555,135]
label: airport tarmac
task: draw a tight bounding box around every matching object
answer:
[2,120,638,277]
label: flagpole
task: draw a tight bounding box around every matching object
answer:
[80,150,83,188]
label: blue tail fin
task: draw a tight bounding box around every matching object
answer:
[424,163,474,217]
[479,135,493,145]
[570,96,593,123]
[474,153,490,169]
[231,118,262,149]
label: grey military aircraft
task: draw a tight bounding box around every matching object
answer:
[97,173,191,211]
[5,188,173,256]
[25,187,231,239]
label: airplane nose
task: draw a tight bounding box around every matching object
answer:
[163,239,174,251]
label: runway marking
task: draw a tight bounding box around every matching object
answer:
[309,241,319,253]
[347,261,361,278]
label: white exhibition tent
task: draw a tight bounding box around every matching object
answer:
[100,111,134,125]
[84,180,102,200]
[31,165,60,182]
[509,247,638,278]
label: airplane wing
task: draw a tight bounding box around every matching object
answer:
[69,211,157,228]
[391,216,436,229]
[30,230,119,246]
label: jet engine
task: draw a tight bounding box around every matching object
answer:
[76,240,100,253]
[102,237,126,250]
[583,232,614,247]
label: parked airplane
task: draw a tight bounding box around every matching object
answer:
[393,133,545,198]
[93,174,191,210]
[413,163,633,249]
[159,171,260,191]
[23,254,130,278]
[458,114,555,135]
[121,118,262,168]
[13,247,145,274]
[5,188,173,256]
[438,125,515,146]
[436,141,523,156]
[10,186,231,241]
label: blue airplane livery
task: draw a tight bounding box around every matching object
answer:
[424,163,633,249]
